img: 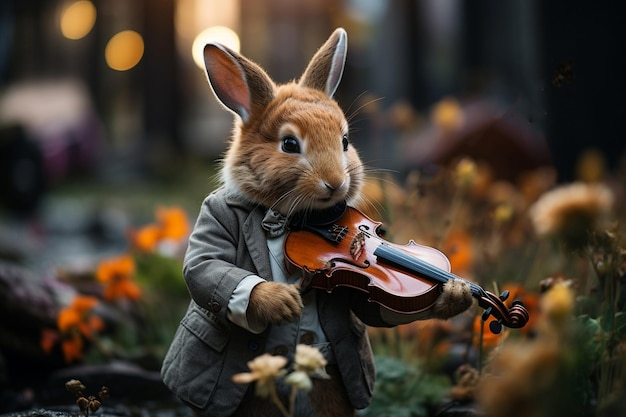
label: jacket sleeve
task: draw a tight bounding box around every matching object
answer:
[182,193,257,324]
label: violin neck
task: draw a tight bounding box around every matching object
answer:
[374,244,484,298]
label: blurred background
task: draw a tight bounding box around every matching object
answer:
[1,0,624,219]
[1,1,626,414]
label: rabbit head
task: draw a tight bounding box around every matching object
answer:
[203,28,364,217]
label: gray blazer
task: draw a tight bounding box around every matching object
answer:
[161,188,386,417]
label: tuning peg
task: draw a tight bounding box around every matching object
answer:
[489,320,503,334]
[499,290,510,301]
[481,306,493,322]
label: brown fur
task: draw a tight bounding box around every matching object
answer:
[248,281,303,325]
[201,28,472,417]
[224,84,361,215]
[204,30,364,219]
[204,29,364,335]
[432,279,475,319]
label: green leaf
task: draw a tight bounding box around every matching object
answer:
[364,356,451,417]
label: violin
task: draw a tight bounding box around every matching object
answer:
[284,203,529,334]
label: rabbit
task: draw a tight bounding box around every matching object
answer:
[161,27,473,417]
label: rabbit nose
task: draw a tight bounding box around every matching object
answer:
[324,179,345,192]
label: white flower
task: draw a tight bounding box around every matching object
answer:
[529,182,614,249]
[285,371,313,391]
[293,344,330,379]
[232,354,287,397]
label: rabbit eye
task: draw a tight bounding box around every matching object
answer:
[342,134,349,152]
[281,135,300,154]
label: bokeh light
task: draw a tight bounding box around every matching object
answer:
[105,30,145,71]
[191,26,240,69]
[60,0,97,40]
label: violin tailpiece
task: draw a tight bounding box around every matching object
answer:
[300,222,348,244]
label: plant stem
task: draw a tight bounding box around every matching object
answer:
[289,386,298,417]
[268,382,291,417]
[477,318,484,375]
[439,186,464,248]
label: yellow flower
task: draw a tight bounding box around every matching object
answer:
[529,182,614,249]
[477,340,565,417]
[493,203,514,225]
[455,157,478,189]
[431,97,464,133]
[541,282,575,330]
[575,149,606,183]
[232,354,287,397]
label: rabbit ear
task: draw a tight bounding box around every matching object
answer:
[299,28,347,98]
[203,43,275,122]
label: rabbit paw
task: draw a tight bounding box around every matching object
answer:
[248,281,303,325]
[432,279,474,319]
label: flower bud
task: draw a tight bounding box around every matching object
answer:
[65,379,86,394]
[76,396,89,411]
[98,386,110,400]
[89,399,101,413]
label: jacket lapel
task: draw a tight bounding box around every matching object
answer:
[241,206,274,280]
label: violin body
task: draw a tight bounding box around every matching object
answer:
[284,206,530,331]
[285,207,453,314]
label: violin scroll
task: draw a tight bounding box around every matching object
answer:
[284,205,531,334]
[478,290,530,334]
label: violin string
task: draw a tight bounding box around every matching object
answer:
[334,222,486,297]
[300,213,527,329]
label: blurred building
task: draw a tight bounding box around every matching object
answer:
[0,0,624,213]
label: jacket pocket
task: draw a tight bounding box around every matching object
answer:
[161,306,229,409]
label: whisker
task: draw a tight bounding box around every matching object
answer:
[345,92,386,125]
[343,90,372,115]
[359,196,388,221]
[270,189,296,213]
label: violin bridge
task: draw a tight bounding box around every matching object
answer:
[350,231,366,261]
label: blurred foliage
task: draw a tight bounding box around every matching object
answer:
[37,205,192,370]
[361,147,626,416]
[363,356,451,417]
[6,132,626,416]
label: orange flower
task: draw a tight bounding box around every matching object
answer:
[55,295,104,363]
[96,254,141,301]
[40,328,59,354]
[473,315,508,349]
[130,206,190,252]
[156,207,190,240]
[132,224,162,252]
[58,296,104,336]
[62,333,85,364]
[442,230,473,274]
